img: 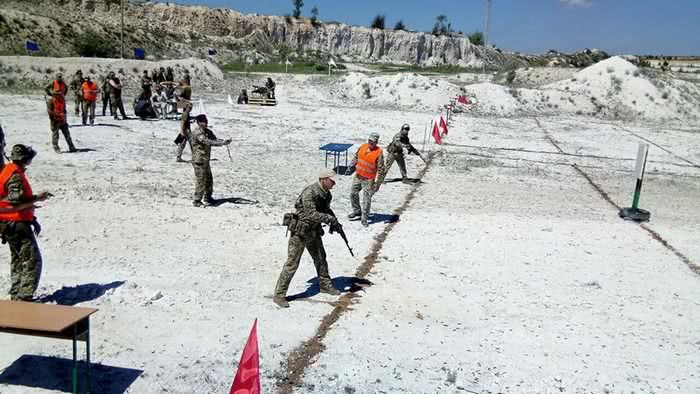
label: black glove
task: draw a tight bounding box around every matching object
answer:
[329,221,342,234]
[31,218,41,236]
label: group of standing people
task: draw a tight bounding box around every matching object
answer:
[273,123,423,308]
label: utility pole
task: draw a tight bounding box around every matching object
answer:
[484,0,492,47]
[120,0,124,58]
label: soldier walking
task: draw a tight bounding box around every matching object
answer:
[274,169,343,308]
[348,132,385,227]
[80,76,100,126]
[109,74,128,120]
[0,145,52,301]
[101,72,113,117]
[377,123,422,184]
[69,70,84,117]
[190,114,232,206]
[176,101,193,162]
[46,90,77,153]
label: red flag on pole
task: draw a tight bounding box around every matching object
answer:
[457,95,470,105]
[230,319,261,394]
[432,120,442,144]
[439,115,449,135]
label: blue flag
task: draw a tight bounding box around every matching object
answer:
[26,40,39,52]
[134,47,145,60]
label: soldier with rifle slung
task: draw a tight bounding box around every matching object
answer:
[377,123,426,184]
[274,169,347,308]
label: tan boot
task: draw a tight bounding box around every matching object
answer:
[273,296,290,308]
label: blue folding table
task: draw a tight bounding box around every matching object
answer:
[319,143,354,171]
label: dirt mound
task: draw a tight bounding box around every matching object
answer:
[330,72,461,111]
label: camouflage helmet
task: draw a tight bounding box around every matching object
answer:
[10,144,37,163]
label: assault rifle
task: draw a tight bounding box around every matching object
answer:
[408,145,427,163]
[330,221,354,257]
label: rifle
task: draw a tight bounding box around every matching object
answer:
[408,146,427,163]
[330,222,354,257]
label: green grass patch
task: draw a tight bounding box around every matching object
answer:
[223,62,347,75]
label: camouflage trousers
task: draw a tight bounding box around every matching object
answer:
[81,100,96,125]
[384,152,407,179]
[192,161,213,202]
[274,232,333,298]
[1,222,43,300]
[350,174,375,220]
[102,95,112,116]
[73,93,82,116]
[110,94,127,118]
[50,119,76,151]
[176,137,192,160]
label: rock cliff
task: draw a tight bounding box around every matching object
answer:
[0,0,525,68]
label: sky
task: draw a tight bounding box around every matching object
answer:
[155,0,700,55]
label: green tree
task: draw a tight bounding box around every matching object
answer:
[73,30,115,58]
[468,31,485,46]
[292,0,304,19]
[432,15,451,36]
[371,14,385,29]
[310,6,319,24]
[394,20,406,31]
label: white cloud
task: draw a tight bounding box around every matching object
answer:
[560,0,592,7]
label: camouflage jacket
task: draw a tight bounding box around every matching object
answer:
[69,76,84,95]
[293,182,336,234]
[191,125,228,163]
[387,132,416,155]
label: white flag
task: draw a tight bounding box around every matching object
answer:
[328,58,337,68]
[285,59,292,66]
[227,94,234,105]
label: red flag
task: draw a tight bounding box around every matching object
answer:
[432,120,442,144]
[457,95,470,105]
[439,115,449,135]
[230,319,261,394]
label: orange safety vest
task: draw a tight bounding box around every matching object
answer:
[355,143,383,180]
[49,95,66,122]
[82,81,98,102]
[0,163,34,222]
[53,80,67,95]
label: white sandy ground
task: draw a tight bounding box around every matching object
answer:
[0,60,698,393]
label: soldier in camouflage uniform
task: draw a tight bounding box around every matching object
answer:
[190,114,232,206]
[0,145,52,301]
[377,123,421,184]
[101,72,114,117]
[273,169,343,308]
[69,70,84,117]
[176,101,193,162]
[348,132,385,227]
[108,74,129,120]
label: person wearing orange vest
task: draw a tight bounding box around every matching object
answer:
[44,73,68,98]
[348,132,385,227]
[0,145,52,301]
[46,91,77,153]
[79,76,100,126]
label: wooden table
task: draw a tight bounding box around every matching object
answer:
[0,300,98,394]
